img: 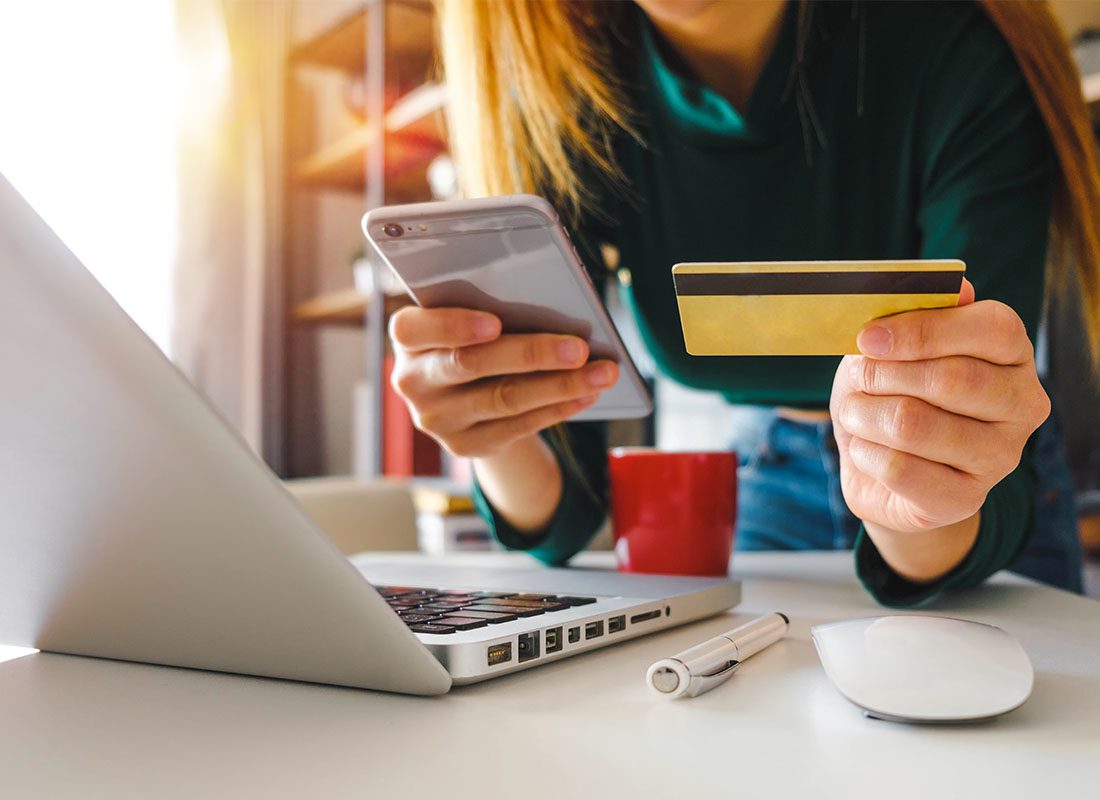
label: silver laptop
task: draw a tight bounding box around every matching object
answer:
[0,174,739,695]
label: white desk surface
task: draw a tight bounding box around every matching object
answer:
[1,551,1097,799]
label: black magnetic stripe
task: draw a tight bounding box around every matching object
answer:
[673,271,964,296]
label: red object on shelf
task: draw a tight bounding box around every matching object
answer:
[383,354,442,477]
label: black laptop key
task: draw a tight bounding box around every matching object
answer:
[453,610,518,623]
[475,598,568,612]
[508,594,557,601]
[461,598,510,607]
[471,592,515,599]
[408,624,457,634]
[472,598,555,608]
[378,586,419,597]
[463,604,545,617]
[555,596,598,606]
[386,588,441,600]
[398,613,442,624]
[430,616,490,631]
[526,602,569,612]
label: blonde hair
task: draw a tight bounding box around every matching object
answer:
[437,0,1100,357]
[436,0,631,212]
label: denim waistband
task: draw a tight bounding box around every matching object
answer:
[732,406,857,551]
[728,407,837,463]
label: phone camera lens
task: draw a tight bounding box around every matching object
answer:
[383,223,404,238]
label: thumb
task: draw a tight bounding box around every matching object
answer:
[957,276,975,307]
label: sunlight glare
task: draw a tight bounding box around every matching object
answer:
[0,0,177,353]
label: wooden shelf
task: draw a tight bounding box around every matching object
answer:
[293,289,410,327]
[295,82,447,194]
[293,288,369,326]
[285,0,448,478]
[382,81,447,136]
[296,129,441,194]
[291,1,434,80]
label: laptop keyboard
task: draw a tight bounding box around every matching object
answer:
[376,586,597,635]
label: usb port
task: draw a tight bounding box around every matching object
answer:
[487,642,512,666]
[608,615,625,634]
[518,631,540,663]
[567,626,581,644]
[545,626,563,654]
[630,610,662,624]
[584,620,604,640]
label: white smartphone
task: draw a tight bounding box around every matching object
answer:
[362,194,653,420]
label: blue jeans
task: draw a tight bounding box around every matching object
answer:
[730,408,1083,592]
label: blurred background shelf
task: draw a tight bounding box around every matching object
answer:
[293,288,408,327]
[283,0,447,480]
[295,82,447,194]
[292,288,369,326]
[291,0,433,81]
[296,129,440,194]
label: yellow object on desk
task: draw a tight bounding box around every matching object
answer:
[412,486,476,516]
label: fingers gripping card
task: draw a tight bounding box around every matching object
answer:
[672,260,965,356]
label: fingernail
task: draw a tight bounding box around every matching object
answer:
[474,315,499,338]
[858,326,892,356]
[558,339,585,364]
[587,364,615,387]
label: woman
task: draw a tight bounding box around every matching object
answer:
[390,0,1100,605]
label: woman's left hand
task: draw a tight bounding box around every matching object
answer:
[829,278,1050,580]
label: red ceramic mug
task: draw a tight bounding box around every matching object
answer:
[607,448,737,577]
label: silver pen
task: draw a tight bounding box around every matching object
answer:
[646,612,789,698]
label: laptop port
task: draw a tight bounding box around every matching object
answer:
[545,626,563,654]
[487,643,512,666]
[567,626,581,644]
[518,631,540,663]
[584,620,604,640]
[608,615,625,634]
[630,610,662,624]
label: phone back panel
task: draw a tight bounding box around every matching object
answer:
[364,196,652,419]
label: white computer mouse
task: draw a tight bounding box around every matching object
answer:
[811,615,1034,723]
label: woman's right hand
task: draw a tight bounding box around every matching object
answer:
[388,307,620,458]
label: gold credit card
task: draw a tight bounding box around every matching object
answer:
[672,260,966,356]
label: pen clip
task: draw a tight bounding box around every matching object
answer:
[685,660,740,698]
